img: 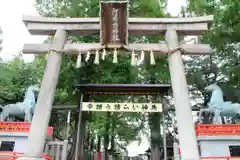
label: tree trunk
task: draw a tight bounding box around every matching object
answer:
[77,95,90,160]
[146,77,162,160]
[151,148,161,160]
[97,135,101,152]
[149,112,162,160]
[79,115,87,160]
[110,113,116,154]
[104,112,111,160]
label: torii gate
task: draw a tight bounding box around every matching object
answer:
[21,1,213,160]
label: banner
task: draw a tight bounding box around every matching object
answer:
[100,1,128,47]
[82,102,162,112]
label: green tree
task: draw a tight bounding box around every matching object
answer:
[0,27,2,52]
[0,55,42,105]
[185,0,240,103]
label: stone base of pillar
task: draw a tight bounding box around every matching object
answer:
[108,154,113,160]
[17,157,45,160]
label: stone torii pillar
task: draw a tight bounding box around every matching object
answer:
[22,29,68,159]
[166,29,198,159]
[21,7,213,160]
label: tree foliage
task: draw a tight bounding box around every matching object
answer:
[0,55,41,105]
[185,0,240,104]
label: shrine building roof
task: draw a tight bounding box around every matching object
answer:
[75,84,171,95]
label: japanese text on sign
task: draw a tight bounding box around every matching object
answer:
[100,2,128,45]
[82,102,162,112]
[112,8,120,41]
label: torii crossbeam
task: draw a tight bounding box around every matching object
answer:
[20,1,213,160]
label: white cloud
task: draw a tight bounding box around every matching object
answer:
[167,0,186,16]
[0,0,46,61]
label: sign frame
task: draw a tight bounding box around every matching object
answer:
[100,1,128,48]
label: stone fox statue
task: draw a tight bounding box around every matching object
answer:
[199,83,240,124]
[0,85,38,122]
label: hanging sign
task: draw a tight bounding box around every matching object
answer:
[82,102,162,112]
[100,1,128,48]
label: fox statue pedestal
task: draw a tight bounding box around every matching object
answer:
[196,124,240,158]
[0,122,52,160]
[0,122,53,153]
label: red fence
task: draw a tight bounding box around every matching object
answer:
[177,125,240,160]
[196,124,240,136]
[201,157,240,160]
[0,152,52,160]
[0,122,53,137]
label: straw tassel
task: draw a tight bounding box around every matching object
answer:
[150,50,155,65]
[140,50,144,63]
[85,51,91,62]
[94,50,100,64]
[45,54,49,61]
[76,53,82,68]
[131,50,136,66]
[113,48,118,64]
[102,49,106,60]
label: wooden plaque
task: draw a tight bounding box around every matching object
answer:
[100,1,128,48]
